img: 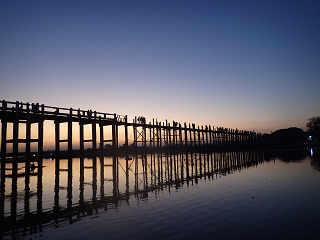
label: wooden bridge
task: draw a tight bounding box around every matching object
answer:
[0,100,261,163]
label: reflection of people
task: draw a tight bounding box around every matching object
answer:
[30,163,36,171]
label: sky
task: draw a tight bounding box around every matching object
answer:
[1,0,320,144]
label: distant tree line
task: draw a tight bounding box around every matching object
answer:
[261,116,320,148]
[306,116,320,140]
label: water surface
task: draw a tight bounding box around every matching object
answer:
[1,149,320,239]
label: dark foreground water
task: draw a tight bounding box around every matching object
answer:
[1,149,320,240]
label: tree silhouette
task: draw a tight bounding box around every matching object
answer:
[306,116,320,139]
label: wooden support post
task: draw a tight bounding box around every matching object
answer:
[68,108,72,158]
[112,154,118,197]
[168,123,172,151]
[99,121,104,156]
[25,102,31,170]
[213,126,216,147]
[179,123,183,152]
[143,120,146,149]
[125,115,128,159]
[38,104,44,159]
[55,120,60,158]
[1,116,8,172]
[192,124,196,151]
[112,113,117,155]
[133,117,137,152]
[159,122,162,149]
[205,125,209,150]
[165,119,168,148]
[92,111,97,157]
[184,123,188,151]
[149,121,152,148]
[67,157,73,223]
[13,101,19,164]
[1,119,7,170]
[79,122,84,157]
[197,126,201,150]
[26,119,31,176]
[202,126,205,148]
[1,101,7,209]
[209,125,212,148]
[153,119,156,149]
[172,121,176,150]
[156,120,160,150]
[189,123,192,150]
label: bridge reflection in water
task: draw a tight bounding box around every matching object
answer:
[0,151,263,239]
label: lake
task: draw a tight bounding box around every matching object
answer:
[1,148,320,240]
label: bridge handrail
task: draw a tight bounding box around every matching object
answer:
[0,100,126,122]
[1,100,260,134]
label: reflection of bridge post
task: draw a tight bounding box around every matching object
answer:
[210,152,214,180]
[173,151,177,184]
[185,152,189,186]
[0,157,5,234]
[36,158,43,233]
[134,153,138,195]
[99,155,104,201]
[112,155,119,206]
[205,152,209,179]
[92,157,97,214]
[143,154,148,198]
[199,151,202,177]
[24,153,31,235]
[10,157,18,236]
[54,155,60,227]
[190,151,194,184]
[67,157,73,223]
[78,154,85,216]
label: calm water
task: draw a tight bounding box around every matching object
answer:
[1,149,320,240]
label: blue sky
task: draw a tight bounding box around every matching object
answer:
[1,0,319,136]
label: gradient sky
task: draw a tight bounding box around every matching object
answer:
[1,0,320,137]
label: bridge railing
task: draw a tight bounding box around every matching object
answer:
[0,100,126,122]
